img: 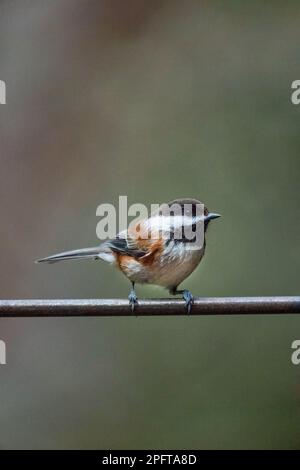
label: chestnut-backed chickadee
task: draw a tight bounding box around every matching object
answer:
[37,198,220,313]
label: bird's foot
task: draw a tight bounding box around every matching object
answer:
[182,289,194,315]
[128,289,138,313]
[169,287,194,315]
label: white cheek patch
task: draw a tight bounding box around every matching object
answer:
[142,215,205,239]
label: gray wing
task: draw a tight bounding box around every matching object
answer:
[105,236,147,259]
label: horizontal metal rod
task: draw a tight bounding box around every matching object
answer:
[0,297,299,317]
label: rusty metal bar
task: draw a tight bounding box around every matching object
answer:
[0,297,299,317]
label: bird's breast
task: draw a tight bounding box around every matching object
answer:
[149,240,205,288]
[117,240,205,288]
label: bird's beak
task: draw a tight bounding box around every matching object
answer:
[205,212,221,221]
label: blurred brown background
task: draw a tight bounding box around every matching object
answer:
[0,0,299,449]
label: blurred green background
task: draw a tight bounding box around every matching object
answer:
[0,0,299,449]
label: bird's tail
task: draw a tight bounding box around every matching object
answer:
[36,246,101,264]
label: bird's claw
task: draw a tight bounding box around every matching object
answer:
[128,290,138,313]
[182,289,194,314]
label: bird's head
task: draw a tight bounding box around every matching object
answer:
[165,198,221,233]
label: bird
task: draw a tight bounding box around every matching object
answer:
[36,198,220,313]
